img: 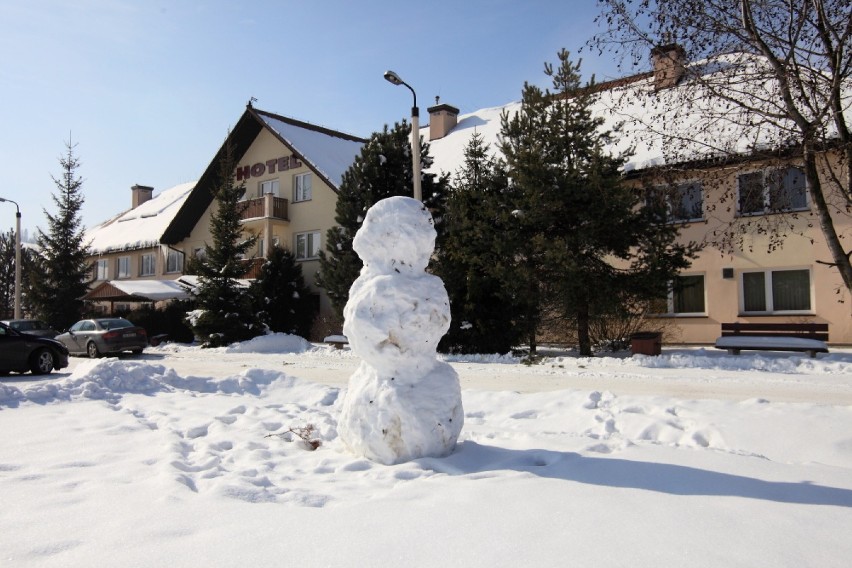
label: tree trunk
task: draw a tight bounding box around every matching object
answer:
[803,146,852,293]
[577,302,592,356]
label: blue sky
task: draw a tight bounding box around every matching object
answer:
[0,0,628,236]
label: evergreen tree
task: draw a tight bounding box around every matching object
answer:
[28,141,92,330]
[0,230,37,318]
[436,133,530,354]
[500,50,696,356]
[250,245,315,338]
[187,142,263,347]
[317,120,449,315]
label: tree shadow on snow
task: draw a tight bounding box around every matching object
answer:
[418,441,852,508]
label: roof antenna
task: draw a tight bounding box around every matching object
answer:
[248,97,258,108]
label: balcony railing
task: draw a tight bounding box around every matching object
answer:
[238,195,288,221]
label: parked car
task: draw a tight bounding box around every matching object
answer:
[56,318,148,358]
[0,321,69,375]
[1,319,59,338]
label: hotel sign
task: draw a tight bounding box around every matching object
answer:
[236,155,303,181]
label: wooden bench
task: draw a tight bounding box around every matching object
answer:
[714,322,829,358]
[323,334,349,350]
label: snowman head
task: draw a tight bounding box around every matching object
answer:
[353,196,436,274]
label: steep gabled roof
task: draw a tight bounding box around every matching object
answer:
[160,105,366,245]
[87,181,195,254]
[253,108,366,189]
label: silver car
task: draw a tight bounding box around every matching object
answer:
[0,319,59,338]
[56,318,148,358]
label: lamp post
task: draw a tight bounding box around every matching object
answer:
[383,70,422,202]
[0,197,21,319]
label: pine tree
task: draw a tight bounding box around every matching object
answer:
[28,141,92,331]
[500,50,696,356]
[0,230,38,319]
[317,120,449,315]
[436,133,530,354]
[187,142,263,347]
[250,245,315,338]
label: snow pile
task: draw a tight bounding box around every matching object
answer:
[338,197,463,464]
[219,332,313,354]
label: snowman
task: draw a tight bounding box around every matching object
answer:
[337,196,463,465]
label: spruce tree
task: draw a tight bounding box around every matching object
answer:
[187,142,263,347]
[317,121,449,315]
[500,50,696,355]
[250,245,315,338]
[0,230,39,319]
[28,141,92,331]
[436,133,530,354]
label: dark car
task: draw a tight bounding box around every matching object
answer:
[1,319,59,338]
[0,321,70,375]
[56,318,148,358]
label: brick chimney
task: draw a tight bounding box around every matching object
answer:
[651,44,686,90]
[427,97,460,141]
[131,184,154,209]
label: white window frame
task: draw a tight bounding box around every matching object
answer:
[140,253,156,277]
[295,231,321,260]
[655,273,707,316]
[739,267,814,315]
[166,249,184,274]
[648,180,704,223]
[737,166,809,216]
[294,172,312,203]
[260,179,280,198]
[95,259,109,281]
[116,256,131,279]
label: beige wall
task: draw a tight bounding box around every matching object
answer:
[180,128,340,319]
[645,154,851,345]
[90,246,184,283]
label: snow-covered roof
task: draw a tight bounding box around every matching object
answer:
[87,182,195,254]
[424,52,852,177]
[108,279,192,301]
[257,112,364,188]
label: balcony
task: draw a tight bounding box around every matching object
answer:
[238,195,288,221]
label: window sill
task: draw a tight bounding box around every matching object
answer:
[649,313,709,318]
[738,311,816,317]
[736,207,810,218]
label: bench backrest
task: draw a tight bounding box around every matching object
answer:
[721,322,829,341]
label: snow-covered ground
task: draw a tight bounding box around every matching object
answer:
[2,335,851,567]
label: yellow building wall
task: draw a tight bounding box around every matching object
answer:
[179,127,341,324]
[647,156,851,345]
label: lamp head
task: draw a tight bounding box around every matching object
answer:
[383,70,404,86]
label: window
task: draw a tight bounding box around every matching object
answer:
[117,256,131,279]
[294,173,312,202]
[166,249,184,273]
[95,259,109,281]
[737,166,807,215]
[741,269,812,313]
[647,181,703,223]
[140,253,156,276]
[295,231,321,260]
[260,179,280,198]
[653,274,706,315]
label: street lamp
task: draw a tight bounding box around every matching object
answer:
[0,196,21,319]
[383,70,422,202]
